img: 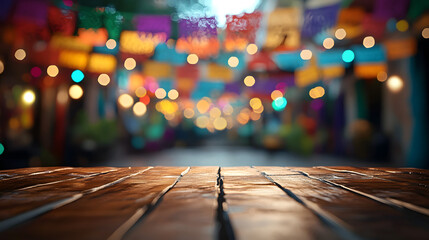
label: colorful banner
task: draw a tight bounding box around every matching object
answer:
[384,37,417,60]
[143,61,172,79]
[58,50,89,70]
[295,59,320,87]
[78,28,108,47]
[135,15,171,38]
[13,0,48,27]
[352,45,386,64]
[120,31,165,55]
[206,63,233,82]
[87,54,117,73]
[225,12,262,50]
[191,81,225,99]
[301,3,341,38]
[273,51,305,71]
[355,64,387,79]
[48,6,76,36]
[248,52,278,72]
[373,0,409,20]
[153,44,187,66]
[264,8,301,49]
[178,17,217,38]
[50,35,92,52]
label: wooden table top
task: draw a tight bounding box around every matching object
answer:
[0,166,428,240]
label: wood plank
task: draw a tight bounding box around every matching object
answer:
[0,167,72,180]
[289,167,429,216]
[221,167,340,240]
[0,167,118,192]
[124,167,218,240]
[318,166,429,188]
[0,167,151,231]
[0,167,187,240]
[256,167,429,240]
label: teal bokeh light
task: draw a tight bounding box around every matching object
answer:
[71,70,84,83]
[0,143,4,155]
[272,97,287,111]
[342,50,355,63]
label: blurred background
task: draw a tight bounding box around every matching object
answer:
[0,0,428,169]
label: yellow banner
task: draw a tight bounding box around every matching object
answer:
[207,63,233,82]
[120,31,165,55]
[50,35,92,52]
[58,50,88,70]
[384,37,417,60]
[321,65,344,79]
[355,64,387,79]
[264,8,301,50]
[87,54,117,73]
[295,59,320,87]
[143,61,172,78]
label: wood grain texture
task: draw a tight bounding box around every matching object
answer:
[0,166,428,240]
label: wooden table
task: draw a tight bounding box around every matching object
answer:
[0,166,428,239]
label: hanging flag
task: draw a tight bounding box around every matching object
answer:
[384,37,417,60]
[87,53,117,73]
[318,49,345,79]
[273,51,305,71]
[301,3,341,38]
[224,12,262,51]
[48,6,76,36]
[264,8,301,50]
[78,28,108,46]
[178,17,217,38]
[352,45,387,79]
[58,50,88,70]
[135,15,171,39]
[143,61,172,79]
[295,58,320,87]
[153,43,187,65]
[206,63,233,82]
[373,0,409,20]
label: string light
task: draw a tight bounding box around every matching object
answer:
[363,36,375,48]
[228,56,239,67]
[184,108,195,119]
[422,28,429,39]
[133,102,147,116]
[249,98,262,110]
[22,90,36,105]
[155,88,167,99]
[135,87,147,97]
[213,117,227,131]
[271,90,283,100]
[168,89,179,100]
[15,49,26,60]
[69,85,83,99]
[244,76,255,87]
[386,75,403,93]
[118,93,134,108]
[272,97,287,111]
[300,49,312,60]
[377,72,387,82]
[106,39,117,49]
[342,50,355,63]
[323,38,334,49]
[97,74,110,86]
[246,44,258,55]
[335,28,346,40]
[396,20,408,32]
[187,54,199,64]
[71,70,84,83]
[309,86,325,99]
[124,58,136,70]
[47,65,59,77]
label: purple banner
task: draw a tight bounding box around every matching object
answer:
[178,17,217,38]
[135,15,171,38]
[0,0,14,20]
[301,4,340,38]
[224,82,241,94]
[13,0,48,26]
[373,0,409,20]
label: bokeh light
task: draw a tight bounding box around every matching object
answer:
[155,88,167,99]
[124,58,136,70]
[0,60,4,74]
[135,87,147,97]
[187,54,199,64]
[300,49,312,60]
[246,44,258,55]
[184,108,195,119]
[106,39,117,49]
[342,50,355,63]
[209,107,222,118]
[387,75,403,93]
[309,86,325,99]
[118,93,134,108]
[57,88,68,104]
[228,56,239,67]
[249,97,262,110]
[377,71,387,82]
[363,36,375,48]
[47,65,59,77]
[69,85,83,100]
[271,90,283,100]
[195,116,209,128]
[30,67,42,78]
[422,28,429,39]
[97,74,110,86]
[243,76,255,87]
[15,49,26,60]
[272,97,287,111]
[213,117,227,131]
[223,104,233,115]
[133,102,147,116]
[396,20,409,32]
[335,28,346,40]
[168,89,179,100]
[197,99,210,114]
[22,90,36,105]
[71,70,84,83]
[323,38,334,49]
[0,143,4,155]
